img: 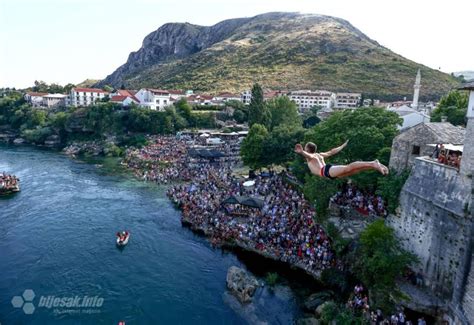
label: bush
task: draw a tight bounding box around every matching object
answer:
[265,272,279,286]
[376,170,410,214]
[21,127,53,144]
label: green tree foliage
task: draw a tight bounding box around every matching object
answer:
[31,80,74,94]
[431,90,468,126]
[262,125,305,166]
[233,110,246,123]
[376,169,410,214]
[165,106,188,130]
[226,99,248,123]
[174,98,193,122]
[248,83,270,128]
[240,124,269,169]
[302,174,342,217]
[265,96,301,131]
[354,220,415,313]
[306,107,401,163]
[21,127,53,143]
[84,103,120,136]
[304,107,401,190]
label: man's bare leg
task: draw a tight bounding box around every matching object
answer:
[329,160,388,178]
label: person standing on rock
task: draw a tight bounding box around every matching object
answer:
[294,140,389,179]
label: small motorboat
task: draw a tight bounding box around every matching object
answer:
[116,231,130,246]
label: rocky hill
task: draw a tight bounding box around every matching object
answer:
[97,12,459,100]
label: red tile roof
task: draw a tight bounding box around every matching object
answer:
[117,89,137,97]
[110,95,139,103]
[168,90,185,95]
[73,87,108,94]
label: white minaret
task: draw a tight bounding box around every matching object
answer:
[412,69,421,110]
[459,82,474,179]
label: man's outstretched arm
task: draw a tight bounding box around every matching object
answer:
[320,140,349,158]
[294,144,315,160]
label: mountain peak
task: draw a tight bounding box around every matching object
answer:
[97,12,458,100]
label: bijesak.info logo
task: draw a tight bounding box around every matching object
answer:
[11,289,104,315]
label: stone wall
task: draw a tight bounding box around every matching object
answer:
[387,157,471,300]
[389,127,436,172]
[461,248,474,324]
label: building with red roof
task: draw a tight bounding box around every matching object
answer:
[70,87,110,107]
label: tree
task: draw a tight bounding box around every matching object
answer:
[354,220,415,313]
[265,96,301,131]
[431,90,468,126]
[262,125,305,166]
[174,98,193,122]
[303,173,342,217]
[33,80,49,92]
[302,106,322,128]
[103,85,114,93]
[240,124,269,169]
[376,170,410,214]
[248,83,270,128]
[233,110,246,123]
[304,107,401,189]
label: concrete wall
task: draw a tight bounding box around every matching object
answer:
[387,158,471,300]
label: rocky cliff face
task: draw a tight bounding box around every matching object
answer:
[99,15,253,87]
[98,12,459,99]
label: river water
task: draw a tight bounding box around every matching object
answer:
[0,145,305,324]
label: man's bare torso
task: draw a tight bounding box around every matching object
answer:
[305,153,326,175]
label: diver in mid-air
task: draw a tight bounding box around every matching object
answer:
[294,140,389,179]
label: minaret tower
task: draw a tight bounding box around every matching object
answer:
[412,69,421,110]
[459,82,474,179]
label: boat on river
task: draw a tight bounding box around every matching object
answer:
[0,173,20,195]
[116,231,130,246]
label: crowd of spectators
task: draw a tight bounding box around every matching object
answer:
[348,284,370,312]
[123,134,242,184]
[168,171,335,273]
[431,144,462,169]
[330,183,387,218]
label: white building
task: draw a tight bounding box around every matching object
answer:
[134,89,171,111]
[241,90,252,105]
[43,93,67,108]
[213,92,241,103]
[186,94,214,106]
[69,88,109,107]
[388,105,430,130]
[288,90,335,112]
[24,92,48,107]
[334,93,361,109]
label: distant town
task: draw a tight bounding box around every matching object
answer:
[20,70,436,133]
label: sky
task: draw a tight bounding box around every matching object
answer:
[0,0,473,89]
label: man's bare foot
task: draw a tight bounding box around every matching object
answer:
[374,160,389,175]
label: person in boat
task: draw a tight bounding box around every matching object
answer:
[116,231,125,242]
[294,141,389,179]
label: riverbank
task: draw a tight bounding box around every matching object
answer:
[178,206,324,279]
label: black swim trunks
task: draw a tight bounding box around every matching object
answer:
[320,164,335,179]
